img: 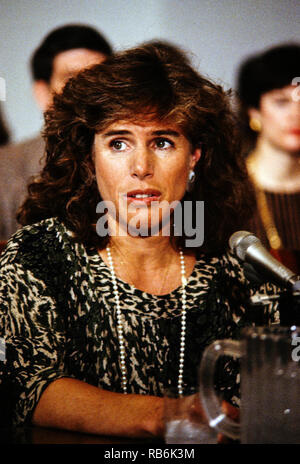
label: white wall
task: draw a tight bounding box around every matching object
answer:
[0,0,299,142]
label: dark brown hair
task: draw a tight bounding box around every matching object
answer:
[31,23,112,82]
[18,41,255,253]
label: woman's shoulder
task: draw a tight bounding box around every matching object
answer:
[195,249,245,276]
[194,249,260,292]
[0,217,76,270]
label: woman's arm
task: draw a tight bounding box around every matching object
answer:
[0,231,164,437]
[32,377,164,438]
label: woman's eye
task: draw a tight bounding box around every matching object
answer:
[274,98,290,106]
[155,138,174,149]
[110,140,127,151]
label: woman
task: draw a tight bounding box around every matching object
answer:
[0,42,278,439]
[237,43,300,273]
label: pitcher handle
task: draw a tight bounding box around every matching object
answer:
[199,339,242,440]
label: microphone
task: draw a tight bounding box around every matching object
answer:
[229,231,300,291]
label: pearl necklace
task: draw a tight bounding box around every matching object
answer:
[106,246,188,396]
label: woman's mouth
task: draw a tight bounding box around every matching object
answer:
[289,129,300,135]
[125,189,162,204]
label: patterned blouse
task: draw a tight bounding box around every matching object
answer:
[0,217,279,426]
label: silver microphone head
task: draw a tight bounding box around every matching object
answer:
[229,230,299,288]
[229,231,260,261]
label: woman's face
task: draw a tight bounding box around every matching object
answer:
[93,119,201,236]
[249,85,300,153]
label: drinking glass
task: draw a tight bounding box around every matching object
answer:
[199,326,300,444]
[164,386,218,444]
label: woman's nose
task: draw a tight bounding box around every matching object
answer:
[130,146,154,179]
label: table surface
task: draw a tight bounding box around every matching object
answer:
[1,425,164,445]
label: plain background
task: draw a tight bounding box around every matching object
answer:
[0,0,299,143]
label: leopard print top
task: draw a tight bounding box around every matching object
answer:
[0,217,279,425]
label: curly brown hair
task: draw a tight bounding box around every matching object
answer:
[18,40,255,253]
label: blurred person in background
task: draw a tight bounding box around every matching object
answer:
[237,43,300,273]
[0,23,112,242]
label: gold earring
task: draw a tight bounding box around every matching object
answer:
[249,117,262,132]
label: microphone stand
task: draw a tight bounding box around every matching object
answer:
[244,263,300,325]
[249,291,300,325]
[278,289,300,326]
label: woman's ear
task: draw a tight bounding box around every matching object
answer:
[190,146,201,170]
[248,107,261,120]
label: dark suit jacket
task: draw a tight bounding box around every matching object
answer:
[0,134,44,240]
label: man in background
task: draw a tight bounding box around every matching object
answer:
[0,24,112,241]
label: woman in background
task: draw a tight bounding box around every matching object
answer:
[237,43,300,273]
